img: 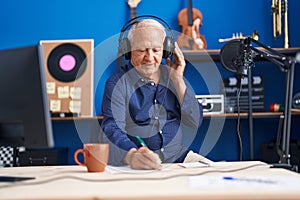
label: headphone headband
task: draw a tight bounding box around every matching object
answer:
[118,15,174,60]
[120,15,173,34]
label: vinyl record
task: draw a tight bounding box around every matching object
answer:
[47,43,87,82]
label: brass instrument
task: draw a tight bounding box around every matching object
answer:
[283,0,289,48]
[272,0,289,48]
[272,0,281,38]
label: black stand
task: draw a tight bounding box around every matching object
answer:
[245,37,296,168]
[247,67,254,160]
[281,60,295,165]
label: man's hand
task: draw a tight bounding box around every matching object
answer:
[123,147,161,170]
[166,42,186,80]
[166,42,187,104]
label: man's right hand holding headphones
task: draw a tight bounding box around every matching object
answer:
[166,42,187,104]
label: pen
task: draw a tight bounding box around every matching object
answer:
[223,176,277,184]
[136,136,162,166]
[136,136,147,147]
[198,160,210,166]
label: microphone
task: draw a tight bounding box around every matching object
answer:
[220,38,255,78]
[269,103,284,112]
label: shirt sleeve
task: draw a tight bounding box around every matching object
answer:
[180,86,203,129]
[101,76,138,165]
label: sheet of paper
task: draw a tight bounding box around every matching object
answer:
[178,162,210,168]
[50,100,61,112]
[46,82,56,94]
[179,161,236,168]
[189,175,300,190]
[183,150,214,164]
[69,100,81,113]
[106,165,170,174]
[58,86,69,99]
[70,87,81,99]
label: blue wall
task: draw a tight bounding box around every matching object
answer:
[1,0,300,49]
[1,0,299,110]
[1,0,299,163]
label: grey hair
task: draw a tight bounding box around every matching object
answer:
[127,19,166,43]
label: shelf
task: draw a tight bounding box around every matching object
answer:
[182,47,300,62]
[204,112,289,119]
[51,111,300,121]
[51,116,103,121]
[205,110,300,119]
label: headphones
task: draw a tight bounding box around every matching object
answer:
[118,15,175,60]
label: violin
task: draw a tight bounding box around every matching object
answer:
[177,0,207,50]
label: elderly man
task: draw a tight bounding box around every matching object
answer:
[101,17,203,169]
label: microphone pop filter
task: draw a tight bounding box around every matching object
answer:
[220,40,247,76]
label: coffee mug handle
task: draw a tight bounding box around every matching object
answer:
[74,149,85,166]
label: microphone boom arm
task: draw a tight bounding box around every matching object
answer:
[244,37,296,166]
[245,37,294,71]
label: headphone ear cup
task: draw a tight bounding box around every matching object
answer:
[119,38,131,60]
[163,36,173,58]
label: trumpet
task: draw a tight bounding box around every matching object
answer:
[272,0,289,48]
[272,0,281,38]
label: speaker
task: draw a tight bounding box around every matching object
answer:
[39,39,94,117]
[118,15,175,60]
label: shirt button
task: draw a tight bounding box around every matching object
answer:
[159,130,162,134]
[150,82,155,86]
[154,116,158,120]
[154,99,157,103]
[140,78,145,82]
[161,148,164,152]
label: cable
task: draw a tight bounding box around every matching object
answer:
[149,63,171,136]
[236,77,243,161]
[0,163,266,189]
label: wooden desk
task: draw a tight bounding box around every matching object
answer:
[1,161,300,200]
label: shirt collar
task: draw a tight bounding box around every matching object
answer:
[125,62,141,85]
[125,62,170,86]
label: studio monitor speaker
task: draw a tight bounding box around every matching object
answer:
[39,39,94,117]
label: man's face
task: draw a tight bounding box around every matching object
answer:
[130,27,165,78]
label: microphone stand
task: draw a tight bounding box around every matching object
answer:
[244,37,296,167]
[248,67,254,160]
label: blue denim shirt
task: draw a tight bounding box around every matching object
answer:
[101,63,203,165]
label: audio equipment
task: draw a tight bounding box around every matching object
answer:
[118,15,175,60]
[220,37,297,164]
[195,95,224,114]
[220,39,254,78]
[39,39,94,117]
